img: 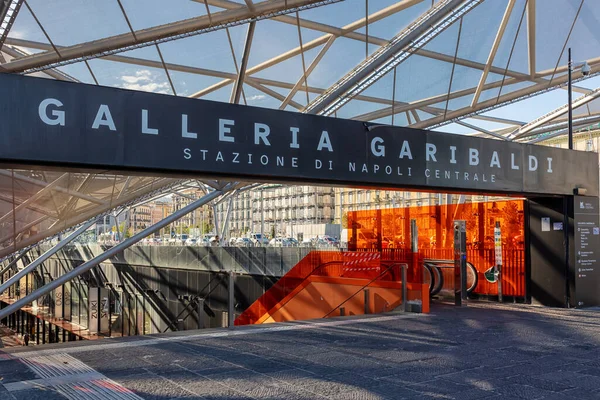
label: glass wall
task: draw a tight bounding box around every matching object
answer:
[347,199,526,298]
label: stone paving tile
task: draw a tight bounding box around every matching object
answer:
[408,378,473,396]
[204,369,278,393]
[537,387,600,399]
[449,388,502,400]
[500,374,576,392]
[113,373,197,400]
[0,359,38,384]
[491,383,556,399]
[159,370,252,398]
[536,370,600,392]
[6,304,600,399]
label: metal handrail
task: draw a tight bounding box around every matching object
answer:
[323,262,408,318]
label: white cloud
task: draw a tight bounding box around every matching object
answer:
[8,29,28,39]
[120,70,170,94]
[247,94,266,101]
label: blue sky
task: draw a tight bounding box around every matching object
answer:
[7,0,600,136]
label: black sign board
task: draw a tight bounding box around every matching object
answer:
[0,73,597,196]
[574,196,600,307]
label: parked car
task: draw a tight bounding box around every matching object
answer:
[185,237,198,246]
[269,237,292,247]
[235,237,253,247]
[321,236,339,247]
[285,237,299,246]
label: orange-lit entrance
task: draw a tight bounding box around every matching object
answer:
[346,199,526,305]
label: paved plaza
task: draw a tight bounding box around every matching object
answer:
[1,303,600,399]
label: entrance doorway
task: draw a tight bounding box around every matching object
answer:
[346,197,526,306]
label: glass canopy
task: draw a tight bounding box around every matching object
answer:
[1,0,600,257]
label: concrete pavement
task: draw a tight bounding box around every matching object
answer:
[1,303,600,399]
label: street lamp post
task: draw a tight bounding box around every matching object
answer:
[568,48,592,150]
[568,48,573,150]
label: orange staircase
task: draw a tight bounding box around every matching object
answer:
[235,251,428,326]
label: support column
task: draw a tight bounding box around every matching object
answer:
[228,272,235,328]
[454,220,467,307]
[197,298,204,330]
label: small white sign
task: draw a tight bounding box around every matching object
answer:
[553,222,563,231]
[541,217,551,232]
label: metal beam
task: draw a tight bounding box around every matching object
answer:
[526,119,600,144]
[245,80,305,110]
[0,0,23,50]
[0,219,96,295]
[221,196,234,238]
[8,36,589,118]
[456,121,508,141]
[509,86,600,140]
[230,21,255,104]
[0,0,340,73]
[304,0,481,116]
[0,249,27,277]
[0,187,229,320]
[355,56,600,127]
[280,35,336,109]
[519,114,600,142]
[413,63,600,129]
[471,0,515,107]
[0,173,68,226]
[0,170,105,205]
[0,178,182,259]
[199,0,585,97]
[191,0,423,98]
[1,45,77,81]
[527,0,536,79]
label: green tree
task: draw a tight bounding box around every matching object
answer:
[201,222,213,234]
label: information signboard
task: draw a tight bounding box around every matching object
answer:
[574,196,600,307]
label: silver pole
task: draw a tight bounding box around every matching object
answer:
[0,219,97,295]
[221,196,234,241]
[0,188,227,320]
[410,219,418,252]
[260,190,265,246]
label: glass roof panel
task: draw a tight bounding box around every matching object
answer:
[0,170,180,259]
[158,30,237,75]
[119,0,209,31]
[24,0,130,46]
[455,0,510,65]
[491,0,528,73]
[308,37,372,89]
[299,0,365,27]
[363,0,432,41]
[6,4,51,45]
[535,0,582,73]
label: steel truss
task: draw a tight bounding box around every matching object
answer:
[305,0,482,116]
[1,0,342,74]
[0,183,243,320]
